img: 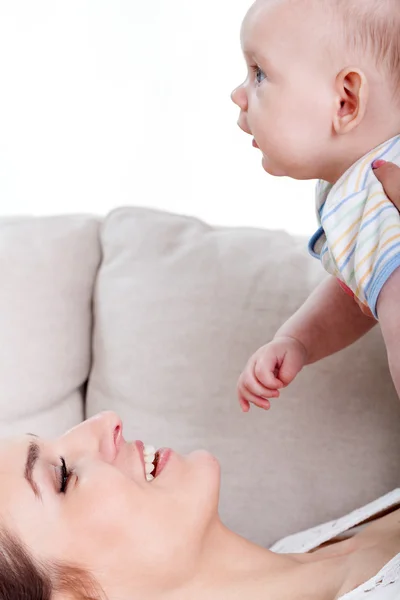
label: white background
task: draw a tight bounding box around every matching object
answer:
[0,0,317,235]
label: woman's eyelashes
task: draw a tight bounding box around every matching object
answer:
[58,457,72,493]
[251,64,267,84]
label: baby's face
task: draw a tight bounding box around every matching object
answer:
[232,0,337,180]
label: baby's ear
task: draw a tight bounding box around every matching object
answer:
[332,67,368,134]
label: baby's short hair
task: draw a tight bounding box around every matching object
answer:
[329,0,400,100]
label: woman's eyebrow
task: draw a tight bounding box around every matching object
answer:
[24,441,42,500]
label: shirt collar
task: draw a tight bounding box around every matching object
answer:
[315,134,400,214]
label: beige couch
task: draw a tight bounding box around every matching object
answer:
[1,207,399,548]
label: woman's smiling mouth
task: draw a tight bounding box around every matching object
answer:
[136,441,172,482]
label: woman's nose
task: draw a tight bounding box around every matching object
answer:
[95,411,124,460]
[231,83,247,111]
[62,411,124,463]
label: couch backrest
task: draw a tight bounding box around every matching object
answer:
[87,207,400,547]
[1,209,399,548]
[0,216,100,436]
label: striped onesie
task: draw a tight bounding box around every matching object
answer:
[308,135,400,319]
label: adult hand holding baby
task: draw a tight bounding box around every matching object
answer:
[238,160,400,413]
[372,160,400,210]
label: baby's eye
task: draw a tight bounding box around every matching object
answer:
[251,65,267,84]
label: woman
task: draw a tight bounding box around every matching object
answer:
[0,401,399,598]
[1,165,399,600]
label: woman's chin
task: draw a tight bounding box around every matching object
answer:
[186,450,221,496]
[186,449,221,475]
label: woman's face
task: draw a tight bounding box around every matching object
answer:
[0,412,221,597]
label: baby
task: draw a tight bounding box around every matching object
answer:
[232,0,400,410]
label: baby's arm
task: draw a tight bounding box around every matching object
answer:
[276,275,377,365]
[376,268,400,398]
[238,275,376,411]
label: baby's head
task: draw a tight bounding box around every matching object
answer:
[231,0,400,182]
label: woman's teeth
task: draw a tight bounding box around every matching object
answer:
[143,444,156,481]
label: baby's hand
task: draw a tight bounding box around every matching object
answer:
[237,336,307,412]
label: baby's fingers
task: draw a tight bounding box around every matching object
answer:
[239,386,271,411]
[240,370,280,399]
[238,394,250,412]
[254,360,283,389]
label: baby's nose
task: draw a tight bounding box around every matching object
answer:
[231,84,247,110]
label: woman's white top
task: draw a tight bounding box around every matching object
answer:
[270,489,400,599]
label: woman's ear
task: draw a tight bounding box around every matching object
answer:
[332,67,369,134]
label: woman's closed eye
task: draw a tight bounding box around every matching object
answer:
[251,65,267,84]
[58,457,72,493]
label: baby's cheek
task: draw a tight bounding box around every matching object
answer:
[262,112,304,165]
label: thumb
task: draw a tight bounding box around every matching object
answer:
[372,160,400,211]
[278,351,305,387]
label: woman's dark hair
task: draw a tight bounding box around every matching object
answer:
[0,528,104,599]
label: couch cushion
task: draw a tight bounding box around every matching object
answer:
[0,216,100,436]
[87,207,400,547]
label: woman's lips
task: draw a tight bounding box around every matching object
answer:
[153,448,172,478]
[252,138,259,148]
[134,442,172,479]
